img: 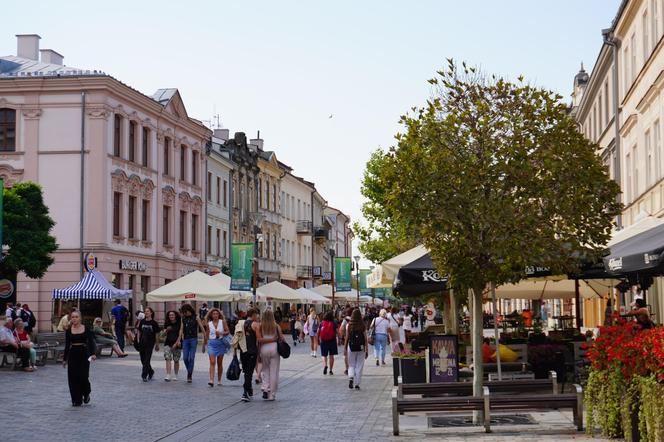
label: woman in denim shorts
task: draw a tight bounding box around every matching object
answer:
[163,310,181,381]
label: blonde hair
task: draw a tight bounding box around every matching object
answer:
[205,308,225,323]
[309,307,316,318]
[379,309,387,318]
[261,309,278,336]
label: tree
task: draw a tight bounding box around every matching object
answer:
[353,149,419,264]
[0,182,58,279]
[380,61,621,410]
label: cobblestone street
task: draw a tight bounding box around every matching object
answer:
[1,340,608,442]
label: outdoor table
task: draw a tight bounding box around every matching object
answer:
[552,315,575,330]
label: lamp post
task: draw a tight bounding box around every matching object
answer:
[354,255,360,307]
[328,239,336,310]
[251,212,265,304]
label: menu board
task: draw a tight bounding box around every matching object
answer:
[428,335,459,382]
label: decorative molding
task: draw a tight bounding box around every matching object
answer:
[0,164,24,187]
[86,107,111,120]
[21,108,42,119]
[162,185,176,205]
[620,113,639,137]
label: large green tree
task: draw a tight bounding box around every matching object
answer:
[1,182,58,279]
[381,61,621,405]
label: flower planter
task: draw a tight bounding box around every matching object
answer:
[398,357,427,384]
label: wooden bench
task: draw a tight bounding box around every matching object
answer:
[36,332,65,362]
[94,341,114,357]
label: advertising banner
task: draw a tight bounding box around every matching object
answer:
[230,243,254,291]
[428,335,459,382]
[359,269,371,295]
[334,257,352,292]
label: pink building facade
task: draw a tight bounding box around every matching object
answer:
[0,35,210,330]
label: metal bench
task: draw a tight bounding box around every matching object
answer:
[94,342,114,357]
[36,332,66,362]
[0,350,22,369]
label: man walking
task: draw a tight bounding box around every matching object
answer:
[111,300,129,351]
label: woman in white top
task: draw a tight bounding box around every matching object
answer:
[306,308,320,357]
[205,308,230,387]
[370,309,390,366]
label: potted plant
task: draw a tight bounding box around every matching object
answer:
[392,344,427,384]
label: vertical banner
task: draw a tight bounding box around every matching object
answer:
[230,243,254,291]
[0,177,3,251]
[428,335,459,382]
[334,257,352,292]
[359,269,371,295]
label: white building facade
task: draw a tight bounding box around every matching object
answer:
[205,129,233,272]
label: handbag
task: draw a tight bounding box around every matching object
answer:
[368,319,376,345]
[277,330,290,358]
[226,352,241,381]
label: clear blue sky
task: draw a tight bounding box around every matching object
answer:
[2,0,620,264]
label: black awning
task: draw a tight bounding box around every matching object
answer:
[603,222,664,275]
[393,253,447,297]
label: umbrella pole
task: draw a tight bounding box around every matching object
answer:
[491,282,501,381]
[575,279,581,330]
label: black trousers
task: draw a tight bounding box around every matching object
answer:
[139,342,155,379]
[290,320,298,341]
[67,346,91,405]
[240,351,257,394]
[1,346,30,368]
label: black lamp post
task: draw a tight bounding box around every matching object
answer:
[354,255,360,307]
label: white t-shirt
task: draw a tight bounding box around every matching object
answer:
[373,317,390,334]
[208,320,225,340]
[403,314,413,331]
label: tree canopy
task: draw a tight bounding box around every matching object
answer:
[1,182,58,279]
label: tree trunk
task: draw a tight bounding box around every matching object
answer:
[471,286,484,424]
[448,289,458,334]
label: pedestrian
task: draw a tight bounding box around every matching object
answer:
[206,308,230,387]
[402,306,414,342]
[319,311,338,375]
[1,318,32,372]
[345,308,368,390]
[19,304,36,335]
[137,307,160,382]
[297,309,306,343]
[179,304,207,383]
[92,317,127,357]
[257,309,283,401]
[339,309,352,375]
[254,312,263,385]
[163,310,181,381]
[237,308,260,402]
[12,318,38,369]
[4,302,14,320]
[274,306,283,325]
[199,303,209,321]
[111,299,129,351]
[369,309,390,366]
[388,307,403,352]
[306,307,319,357]
[62,310,96,406]
[57,308,71,332]
[289,305,298,346]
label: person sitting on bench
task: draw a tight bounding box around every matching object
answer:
[0,318,33,372]
[92,318,128,357]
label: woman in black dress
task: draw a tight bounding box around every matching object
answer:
[137,307,160,382]
[63,310,97,406]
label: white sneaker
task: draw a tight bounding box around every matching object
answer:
[164,375,171,382]
[172,374,178,381]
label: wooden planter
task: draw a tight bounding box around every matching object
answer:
[393,357,427,385]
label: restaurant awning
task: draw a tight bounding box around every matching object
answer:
[146,270,251,302]
[311,284,359,301]
[296,287,331,304]
[256,281,302,302]
[494,278,603,300]
[52,270,132,300]
[368,245,428,288]
[603,217,664,277]
[393,252,447,297]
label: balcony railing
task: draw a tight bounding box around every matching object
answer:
[313,226,329,242]
[296,220,313,234]
[297,265,312,278]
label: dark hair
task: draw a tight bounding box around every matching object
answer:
[180,304,195,316]
[144,307,155,318]
[164,310,180,327]
[635,298,647,308]
[348,308,365,333]
[247,308,259,318]
[115,299,121,305]
[324,311,334,322]
[391,307,398,314]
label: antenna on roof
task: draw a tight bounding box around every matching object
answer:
[214,114,221,129]
[257,130,260,139]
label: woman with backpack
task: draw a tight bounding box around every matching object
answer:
[306,308,319,357]
[345,308,368,390]
[319,311,338,375]
[369,309,390,366]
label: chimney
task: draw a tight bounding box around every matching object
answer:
[214,128,229,141]
[16,34,41,60]
[40,49,64,65]
[249,138,264,151]
[233,132,247,145]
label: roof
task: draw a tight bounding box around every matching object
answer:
[152,88,178,106]
[0,54,105,78]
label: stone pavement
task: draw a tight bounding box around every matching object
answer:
[0,339,608,442]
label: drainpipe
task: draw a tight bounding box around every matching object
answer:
[79,91,86,279]
[603,29,622,228]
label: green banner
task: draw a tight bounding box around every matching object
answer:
[359,269,371,295]
[335,257,352,292]
[230,243,254,291]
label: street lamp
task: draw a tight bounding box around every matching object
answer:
[328,238,336,309]
[354,255,360,307]
[251,212,265,304]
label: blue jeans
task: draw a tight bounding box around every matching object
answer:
[374,333,388,361]
[114,322,125,351]
[182,338,197,376]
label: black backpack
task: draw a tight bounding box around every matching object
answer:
[348,328,365,352]
[120,306,129,324]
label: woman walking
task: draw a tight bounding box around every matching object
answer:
[257,309,282,401]
[92,317,128,357]
[389,307,403,352]
[318,311,338,375]
[370,309,390,366]
[206,308,230,387]
[179,304,207,383]
[289,305,298,346]
[345,308,368,390]
[137,307,160,382]
[63,310,96,406]
[306,308,319,357]
[163,310,181,381]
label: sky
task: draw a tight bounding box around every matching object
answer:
[2,0,621,266]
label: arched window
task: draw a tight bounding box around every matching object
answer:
[0,108,16,151]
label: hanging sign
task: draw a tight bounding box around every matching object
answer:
[84,253,97,271]
[335,257,352,292]
[231,243,254,291]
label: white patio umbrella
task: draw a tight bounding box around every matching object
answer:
[296,287,331,304]
[210,272,253,301]
[368,245,429,288]
[256,281,302,302]
[311,284,358,302]
[146,270,251,302]
[494,278,602,300]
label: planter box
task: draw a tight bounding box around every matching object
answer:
[399,357,427,384]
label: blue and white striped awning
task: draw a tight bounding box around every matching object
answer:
[52,270,132,300]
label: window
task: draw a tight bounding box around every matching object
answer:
[207,172,212,200]
[631,33,637,82]
[128,275,135,292]
[291,196,295,220]
[113,114,121,157]
[141,199,149,241]
[273,184,277,212]
[162,206,170,245]
[653,0,659,47]
[655,120,662,180]
[129,121,137,162]
[180,145,186,181]
[164,137,170,175]
[216,177,221,204]
[128,196,136,239]
[113,192,122,236]
[223,180,227,207]
[266,180,270,210]
[207,225,212,254]
[142,127,149,167]
[192,151,199,185]
[604,81,610,124]
[624,44,630,94]
[216,228,220,256]
[191,214,198,251]
[180,210,187,250]
[644,10,651,61]
[633,144,639,199]
[281,239,286,265]
[111,273,122,289]
[140,276,150,297]
[273,233,277,260]
[222,231,227,257]
[266,232,270,259]
[626,153,632,202]
[598,94,603,130]
[647,129,653,187]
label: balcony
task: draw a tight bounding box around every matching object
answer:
[297,265,312,278]
[313,226,329,243]
[296,220,312,234]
